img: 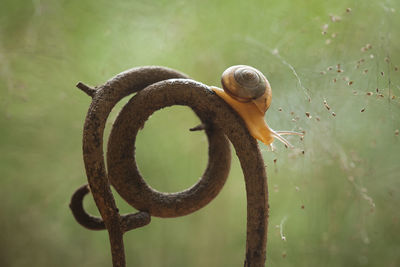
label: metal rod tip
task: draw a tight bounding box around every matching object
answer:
[76,82,96,97]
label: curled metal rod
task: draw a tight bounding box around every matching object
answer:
[69,184,151,232]
[70,66,269,267]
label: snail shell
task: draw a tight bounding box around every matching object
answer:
[221,65,272,113]
[221,65,269,101]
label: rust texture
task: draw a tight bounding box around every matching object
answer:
[69,66,269,266]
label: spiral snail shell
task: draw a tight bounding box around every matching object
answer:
[220,65,272,114]
[221,65,268,101]
[212,65,303,149]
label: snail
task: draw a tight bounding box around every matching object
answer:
[211,65,303,150]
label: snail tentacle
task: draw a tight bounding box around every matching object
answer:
[270,130,294,148]
[267,143,275,152]
[275,131,304,136]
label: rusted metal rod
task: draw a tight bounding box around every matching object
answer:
[70,66,269,266]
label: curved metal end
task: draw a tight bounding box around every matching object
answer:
[189,123,208,132]
[76,82,97,97]
[69,184,106,230]
[69,184,152,232]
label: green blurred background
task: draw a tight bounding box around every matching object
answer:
[1,0,399,266]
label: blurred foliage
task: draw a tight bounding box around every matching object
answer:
[0,0,399,266]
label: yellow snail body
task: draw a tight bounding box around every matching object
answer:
[211,65,303,149]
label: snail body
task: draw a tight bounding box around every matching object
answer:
[211,65,302,149]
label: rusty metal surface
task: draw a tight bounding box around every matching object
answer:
[70,66,269,267]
